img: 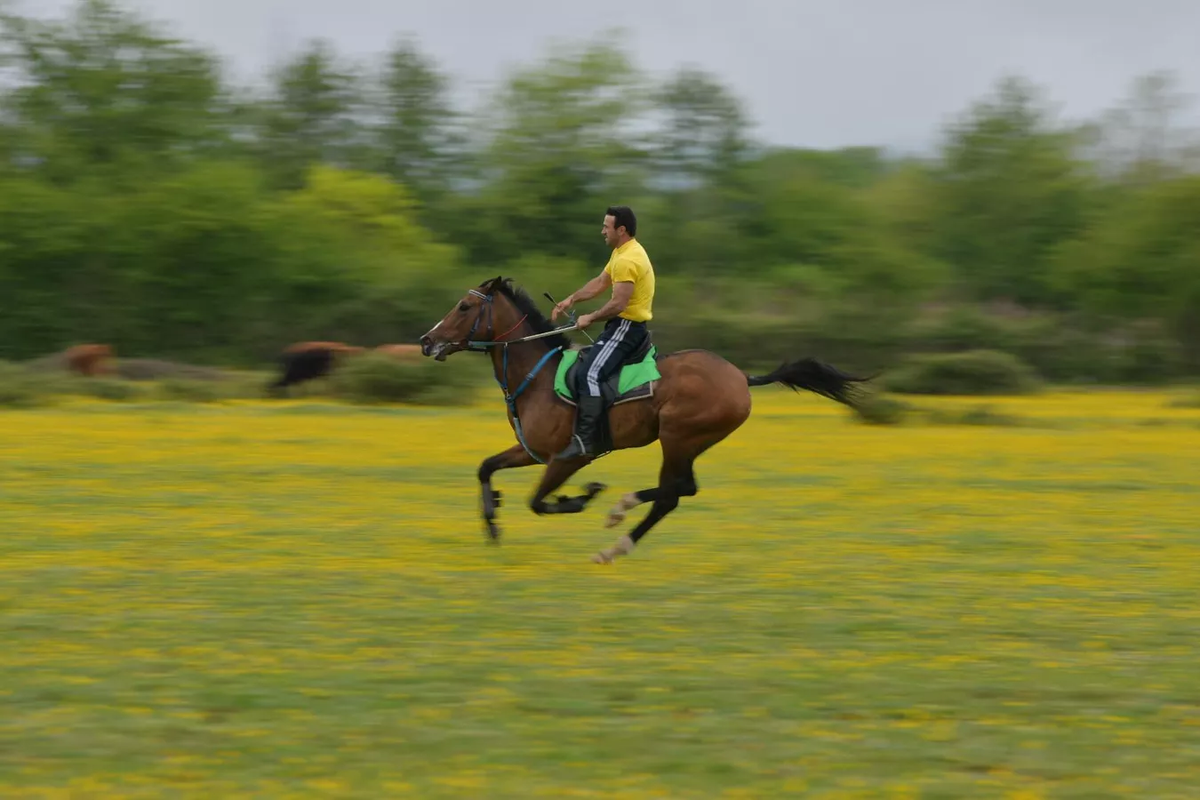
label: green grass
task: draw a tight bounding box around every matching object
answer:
[1,391,1199,797]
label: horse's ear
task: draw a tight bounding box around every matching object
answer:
[481,275,503,295]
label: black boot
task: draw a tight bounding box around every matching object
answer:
[556,395,604,460]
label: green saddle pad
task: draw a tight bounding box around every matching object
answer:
[554,345,661,402]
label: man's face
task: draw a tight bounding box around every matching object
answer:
[601,214,621,248]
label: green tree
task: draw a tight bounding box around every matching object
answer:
[373,36,460,200]
[0,0,225,185]
[642,67,753,281]
[1050,175,1200,368]
[468,32,649,265]
[744,161,941,305]
[256,39,367,189]
[651,66,748,186]
[861,160,942,259]
[0,175,100,355]
[1079,71,1196,186]
[932,76,1091,304]
[266,165,465,343]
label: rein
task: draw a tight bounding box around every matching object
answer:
[460,289,577,464]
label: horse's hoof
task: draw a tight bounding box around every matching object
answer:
[592,535,635,564]
[485,520,501,543]
[583,482,607,499]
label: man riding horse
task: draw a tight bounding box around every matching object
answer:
[418,205,872,563]
[550,205,655,460]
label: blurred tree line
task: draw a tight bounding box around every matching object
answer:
[2,0,1198,381]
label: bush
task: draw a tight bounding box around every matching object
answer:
[0,362,45,408]
[155,379,225,403]
[218,372,278,400]
[654,313,893,376]
[852,394,912,425]
[1109,320,1188,384]
[923,404,1024,427]
[329,352,479,406]
[72,377,148,401]
[0,384,40,408]
[1167,392,1200,409]
[885,350,1042,396]
[115,359,229,382]
[905,306,1020,353]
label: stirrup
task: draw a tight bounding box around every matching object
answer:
[555,434,593,460]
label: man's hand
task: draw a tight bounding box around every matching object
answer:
[575,313,595,330]
[551,296,574,323]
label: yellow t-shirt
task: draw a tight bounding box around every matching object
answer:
[604,239,655,322]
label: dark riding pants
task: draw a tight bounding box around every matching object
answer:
[575,317,649,398]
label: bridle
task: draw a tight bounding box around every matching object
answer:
[457,288,580,351]
[460,289,527,352]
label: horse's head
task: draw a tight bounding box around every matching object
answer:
[420,276,513,361]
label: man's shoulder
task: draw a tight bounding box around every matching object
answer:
[622,240,652,269]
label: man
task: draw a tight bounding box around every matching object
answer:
[550,205,655,460]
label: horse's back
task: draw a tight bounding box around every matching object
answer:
[656,348,749,383]
[647,348,753,427]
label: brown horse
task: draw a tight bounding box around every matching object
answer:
[270,341,365,394]
[420,276,872,564]
[63,344,116,377]
[282,341,365,356]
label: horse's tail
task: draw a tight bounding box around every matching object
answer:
[745,357,876,407]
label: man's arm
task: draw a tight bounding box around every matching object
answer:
[570,268,612,303]
[579,281,633,326]
[552,269,612,320]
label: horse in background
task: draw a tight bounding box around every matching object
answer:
[63,344,116,377]
[268,342,365,395]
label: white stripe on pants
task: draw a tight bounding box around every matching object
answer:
[585,319,631,397]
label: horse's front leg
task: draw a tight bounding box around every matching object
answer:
[478,444,537,542]
[529,457,606,515]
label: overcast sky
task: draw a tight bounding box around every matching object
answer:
[17,0,1200,152]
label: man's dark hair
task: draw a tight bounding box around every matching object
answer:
[606,205,637,238]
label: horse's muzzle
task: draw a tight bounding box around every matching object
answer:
[420,335,456,361]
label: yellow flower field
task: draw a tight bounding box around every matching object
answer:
[2,388,1199,797]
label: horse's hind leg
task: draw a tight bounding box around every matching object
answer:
[605,488,656,528]
[604,465,699,529]
[593,454,698,564]
[478,444,537,542]
[529,457,607,516]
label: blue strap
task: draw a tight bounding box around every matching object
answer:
[495,345,562,465]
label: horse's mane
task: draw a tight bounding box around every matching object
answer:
[487,277,572,352]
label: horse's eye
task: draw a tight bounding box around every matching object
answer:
[458,302,470,312]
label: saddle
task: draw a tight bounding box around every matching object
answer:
[555,332,660,410]
[552,333,661,458]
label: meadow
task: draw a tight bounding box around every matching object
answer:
[2,387,1199,797]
